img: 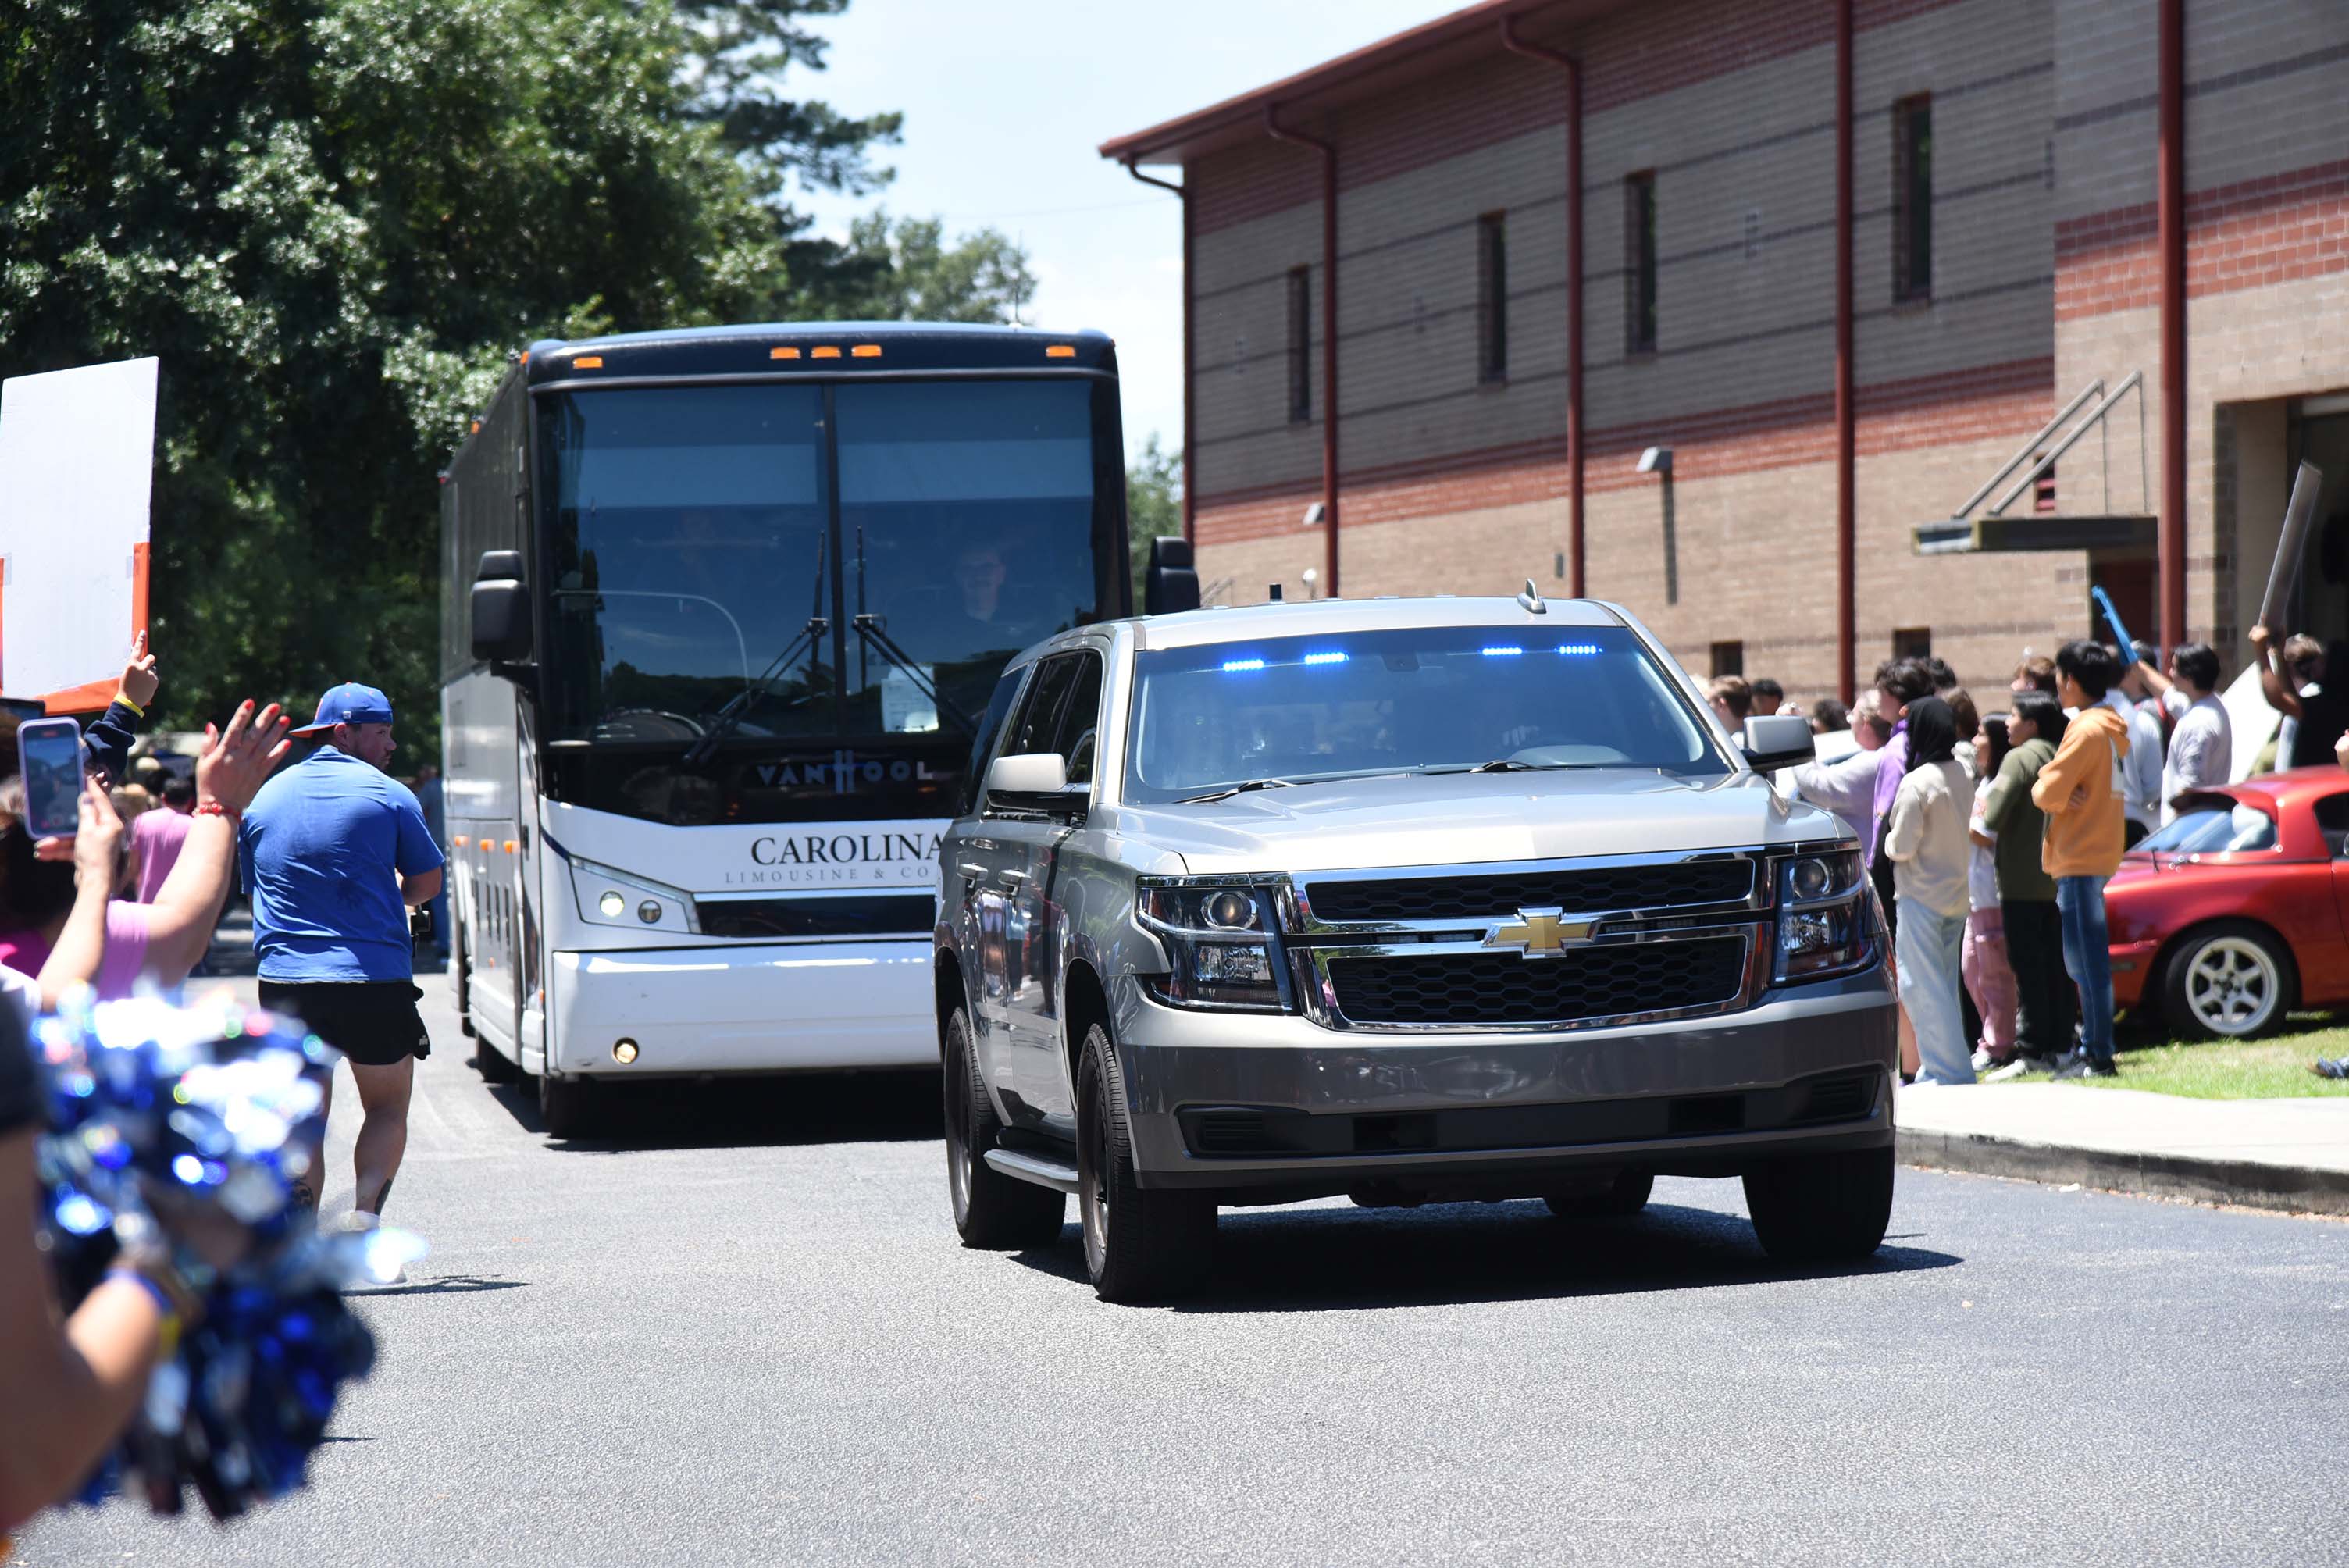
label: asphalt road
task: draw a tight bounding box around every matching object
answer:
[18,973,2349,1566]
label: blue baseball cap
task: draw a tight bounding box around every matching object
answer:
[291,682,396,736]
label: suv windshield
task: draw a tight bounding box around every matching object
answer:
[1123,625,1729,804]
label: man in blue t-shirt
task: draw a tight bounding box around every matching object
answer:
[241,682,444,1232]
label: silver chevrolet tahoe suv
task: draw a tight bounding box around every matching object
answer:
[932,593,1896,1301]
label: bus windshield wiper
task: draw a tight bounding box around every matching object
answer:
[849,613,976,736]
[683,613,829,768]
[684,533,831,768]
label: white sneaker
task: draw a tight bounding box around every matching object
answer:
[334,1210,381,1234]
[1969,1046,1996,1072]
[1984,1057,2033,1082]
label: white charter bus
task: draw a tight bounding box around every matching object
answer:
[439,323,1130,1134]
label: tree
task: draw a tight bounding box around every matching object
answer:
[0,0,1026,746]
[801,212,1036,324]
[1126,434,1182,605]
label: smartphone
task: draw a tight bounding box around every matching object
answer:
[16,717,87,840]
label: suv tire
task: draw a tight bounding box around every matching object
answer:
[1545,1170,1654,1219]
[1076,1024,1214,1303]
[944,1008,1065,1249]
[1742,1146,1894,1262]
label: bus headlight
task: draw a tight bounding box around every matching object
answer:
[568,856,699,935]
[1137,880,1293,1012]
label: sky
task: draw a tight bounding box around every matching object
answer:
[793,0,1455,468]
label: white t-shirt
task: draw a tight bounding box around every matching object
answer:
[2160,692,2233,823]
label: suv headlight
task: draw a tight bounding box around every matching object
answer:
[1137,880,1292,1012]
[567,856,699,935]
[1770,849,1874,983]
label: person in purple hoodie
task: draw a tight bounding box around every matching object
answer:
[1866,657,1937,1079]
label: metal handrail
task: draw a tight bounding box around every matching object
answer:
[1946,379,2105,519]
[1987,371,2145,516]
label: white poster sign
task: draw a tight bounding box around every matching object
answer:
[0,358,158,704]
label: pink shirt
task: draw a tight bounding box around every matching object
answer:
[0,900,156,1001]
[132,807,194,903]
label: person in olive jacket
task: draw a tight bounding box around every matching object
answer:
[1979,690,2068,1071]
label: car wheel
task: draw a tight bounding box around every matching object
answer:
[1544,1170,1654,1219]
[943,1008,1065,1249]
[1743,1146,1894,1263]
[538,1071,600,1139]
[2163,921,2293,1039]
[1075,1023,1214,1303]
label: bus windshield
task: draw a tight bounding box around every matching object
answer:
[543,380,1107,747]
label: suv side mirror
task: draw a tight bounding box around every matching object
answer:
[471,549,533,666]
[986,752,1068,796]
[1741,714,1816,772]
[1144,536,1200,615]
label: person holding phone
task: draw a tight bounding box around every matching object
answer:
[0,704,288,1000]
[241,683,443,1231]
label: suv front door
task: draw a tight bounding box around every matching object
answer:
[1007,647,1103,1126]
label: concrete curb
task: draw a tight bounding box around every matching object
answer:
[1897,1126,2349,1217]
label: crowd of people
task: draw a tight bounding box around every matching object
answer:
[1709,625,2348,1086]
[1,639,444,1529]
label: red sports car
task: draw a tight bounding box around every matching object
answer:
[2105,767,2349,1038]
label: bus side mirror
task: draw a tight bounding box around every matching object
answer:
[1144,536,1200,615]
[471,549,533,666]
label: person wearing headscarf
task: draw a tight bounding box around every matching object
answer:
[1883,696,1977,1085]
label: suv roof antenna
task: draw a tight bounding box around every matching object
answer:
[1517,579,1547,615]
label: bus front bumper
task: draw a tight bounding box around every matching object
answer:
[547,941,936,1078]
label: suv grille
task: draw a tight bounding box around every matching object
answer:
[1306,861,1752,924]
[1326,937,1748,1027]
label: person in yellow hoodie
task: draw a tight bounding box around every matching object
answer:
[2030,640,2130,1078]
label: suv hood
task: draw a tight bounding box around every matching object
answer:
[1111,769,1843,875]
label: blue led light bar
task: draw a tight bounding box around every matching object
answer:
[1481,645,1524,657]
[1221,657,1266,672]
[1556,642,1600,655]
[1302,650,1348,665]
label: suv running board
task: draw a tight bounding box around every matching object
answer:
[984,1148,1080,1193]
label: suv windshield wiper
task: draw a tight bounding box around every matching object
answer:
[1177,777,1299,804]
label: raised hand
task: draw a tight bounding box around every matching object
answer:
[119,630,160,710]
[196,702,293,815]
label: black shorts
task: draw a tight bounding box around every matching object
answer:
[258,981,432,1067]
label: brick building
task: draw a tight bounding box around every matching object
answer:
[1101,0,2349,700]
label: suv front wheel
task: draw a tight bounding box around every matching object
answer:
[943,1008,1066,1249]
[1076,1024,1214,1303]
[1742,1146,1894,1262]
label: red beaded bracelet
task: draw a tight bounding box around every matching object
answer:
[193,799,239,823]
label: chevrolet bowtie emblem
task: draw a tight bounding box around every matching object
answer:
[1486,908,1595,957]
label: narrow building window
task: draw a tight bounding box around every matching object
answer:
[1894,627,1933,661]
[1285,267,1311,424]
[1624,173,1658,355]
[1892,95,1933,302]
[1710,640,1745,679]
[1477,212,1508,384]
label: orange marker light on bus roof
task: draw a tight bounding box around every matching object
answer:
[452,836,469,848]
[574,355,604,369]
[1046,345,1077,358]
[851,344,882,358]
[811,346,843,359]
[769,347,801,360]
[504,840,519,854]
